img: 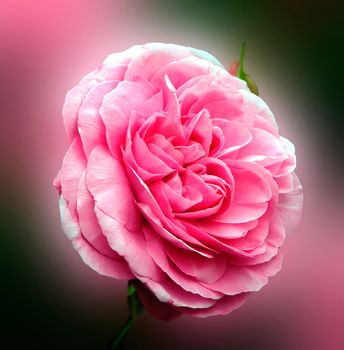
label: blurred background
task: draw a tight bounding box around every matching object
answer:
[1,0,343,349]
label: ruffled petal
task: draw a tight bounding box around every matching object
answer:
[59,137,86,215]
[278,173,303,231]
[59,196,133,279]
[63,70,97,141]
[99,80,155,158]
[78,80,118,156]
[201,254,283,295]
[143,225,223,299]
[86,145,141,231]
[95,207,162,281]
[76,171,119,258]
[179,293,247,318]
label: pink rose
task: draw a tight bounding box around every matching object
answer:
[55,43,303,318]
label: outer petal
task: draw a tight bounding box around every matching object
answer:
[86,145,141,231]
[236,128,287,167]
[186,46,224,67]
[76,171,119,258]
[124,43,192,82]
[239,88,277,129]
[134,280,182,321]
[142,277,217,309]
[59,196,134,279]
[278,173,303,231]
[63,70,97,141]
[95,207,162,281]
[59,137,86,215]
[180,293,247,318]
[78,80,118,157]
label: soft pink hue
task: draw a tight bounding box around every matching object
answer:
[54,43,302,318]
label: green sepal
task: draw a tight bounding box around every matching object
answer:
[127,280,144,320]
[237,43,259,95]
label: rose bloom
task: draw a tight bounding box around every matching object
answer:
[54,43,303,319]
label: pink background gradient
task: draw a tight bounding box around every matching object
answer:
[1,1,343,349]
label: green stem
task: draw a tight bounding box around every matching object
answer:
[107,316,136,350]
[107,280,144,350]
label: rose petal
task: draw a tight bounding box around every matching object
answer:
[278,173,303,231]
[180,293,247,318]
[143,225,223,299]
[151,56,212,89]
[86,145,141,231]
[125,43,192,82]
[76,171,119,258]
[201,254,283,295]
[164,243,227,284]
[99,80,154,158]
[78,80,118,156]
[194,220,258,239]
[63,70,97,141]
[59,136,86,215]
[217,121,252,157]
[141,277,217,309]
[59,196,133,279]
[95,207,162,281]
[237,128,287,167]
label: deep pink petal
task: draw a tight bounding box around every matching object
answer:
[231,164,272,204]
[164,243,227,284]
[143,225,223,299]
[131,134,174,178]
[194,219,258,239]
[215,202,268,224]
[201,254,283,295]
[182,221,267,258]
[137,202,216,258]
[185,109,213,155]
[226,218,269,250]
